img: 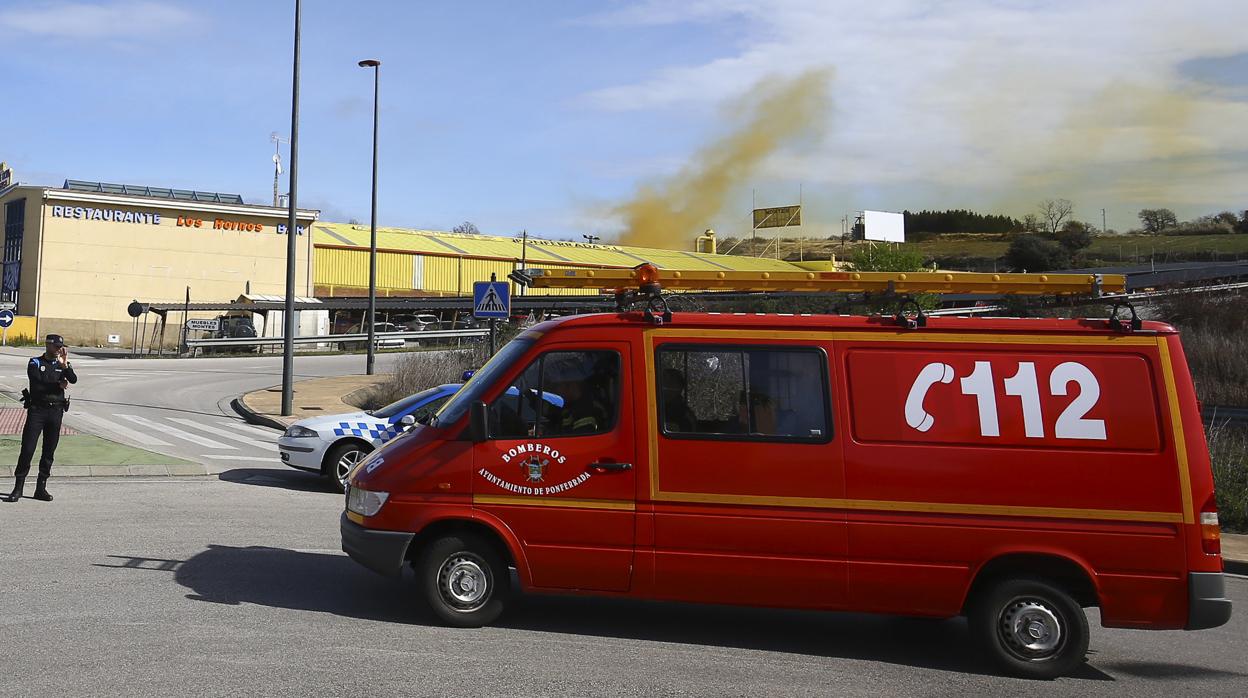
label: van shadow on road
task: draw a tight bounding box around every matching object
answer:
[218,468,334,494]
[163,543,1124,680]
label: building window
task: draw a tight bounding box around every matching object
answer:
[2,199,23,307]
[657,345,832,442]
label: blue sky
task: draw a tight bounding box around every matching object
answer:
[3,0,1247,241]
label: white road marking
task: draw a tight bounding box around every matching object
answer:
[168,418,278,450]
[200,455,273,461]
[71,412,172,447]
[117,414,236,449]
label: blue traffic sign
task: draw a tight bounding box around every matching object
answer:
[472,281,510,319]
[0,310,13,329]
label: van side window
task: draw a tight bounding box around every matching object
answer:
[489,351,620,439]
[657,346,830,442]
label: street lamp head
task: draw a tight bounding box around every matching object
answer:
[358,59,381,68]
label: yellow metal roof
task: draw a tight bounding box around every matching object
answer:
[313,222,803,273]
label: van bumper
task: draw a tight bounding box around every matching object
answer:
[340,513,414,578]
[1187,572,1233,630]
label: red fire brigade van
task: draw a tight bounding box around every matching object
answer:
[341,267,1231,679]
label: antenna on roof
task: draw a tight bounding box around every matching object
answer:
[270,132,290,207]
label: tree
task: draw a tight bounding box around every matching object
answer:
[1138,208,1177,234]
[1004,234,1068,272]
[1020,213,1041,233]
[1038,199,1074,236]
[452,221,481,235]
[1054,220,1094,252]
[1238,211,1248,235]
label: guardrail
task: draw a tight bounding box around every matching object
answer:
[184,328,489,355]
[1203,406,1248,425]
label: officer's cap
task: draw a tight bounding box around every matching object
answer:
[45,334,65,347]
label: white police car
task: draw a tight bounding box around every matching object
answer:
[278,384,459,493]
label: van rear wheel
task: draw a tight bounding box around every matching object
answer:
[417,534,508,627]
[969,577,1089,679]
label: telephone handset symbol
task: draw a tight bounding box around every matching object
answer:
[905,362,955,432]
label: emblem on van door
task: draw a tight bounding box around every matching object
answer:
[478,442,592,496]
[522,455,548,483]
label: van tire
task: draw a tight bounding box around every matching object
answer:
[416,534,508,628]
[969,577,1089,679]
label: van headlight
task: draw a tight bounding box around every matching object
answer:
[347,487,390,517]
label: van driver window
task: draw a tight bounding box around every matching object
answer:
[489,351,620,439]
[657,346,830,442]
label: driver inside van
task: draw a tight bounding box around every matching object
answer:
[547,354,613,435]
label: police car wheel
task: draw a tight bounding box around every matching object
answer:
[324,442,371,494]
[418,534,507,628]
[969,577,1089,679]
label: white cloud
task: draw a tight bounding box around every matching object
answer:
[577,0,1248,223]
[0,1,194,40]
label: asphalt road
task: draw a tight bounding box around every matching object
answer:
[0,349,403,471]
[0,477,1243,697]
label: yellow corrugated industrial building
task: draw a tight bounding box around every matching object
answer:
[311,223,804,298]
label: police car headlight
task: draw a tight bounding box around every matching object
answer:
[284,425,318,438]
[347,487,389,517]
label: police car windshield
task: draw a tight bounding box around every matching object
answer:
[434,337,534,427]
[374,386,447,419]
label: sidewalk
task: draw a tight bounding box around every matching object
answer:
[0,393,205,477]
[1222,533,1248,575]
[233,374,388,430]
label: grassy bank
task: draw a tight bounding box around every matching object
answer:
[1208,423,1248,533]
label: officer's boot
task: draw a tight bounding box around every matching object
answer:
[33,475,52,502]
[3,477,24,503]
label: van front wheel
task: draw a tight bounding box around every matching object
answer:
[417,535,507,627]
[969,577,1089,679]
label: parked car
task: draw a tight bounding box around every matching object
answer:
[279,384,460,493]
[392,314,440,330]
[338,322,407,351]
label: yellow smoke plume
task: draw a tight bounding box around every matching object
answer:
[614,69,832,249]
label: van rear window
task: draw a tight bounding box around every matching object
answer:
[657,345,830,442]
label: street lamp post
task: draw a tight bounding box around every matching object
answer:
[281,0,302,416]
[359,58,381,375]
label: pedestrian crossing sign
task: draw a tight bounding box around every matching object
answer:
[473,281,510,319]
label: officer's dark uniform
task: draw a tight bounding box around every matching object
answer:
[4,335,76,503]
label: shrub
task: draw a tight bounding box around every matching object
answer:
[1003,234,1068,272]
[358,324,522,410]
[847,244,927,272]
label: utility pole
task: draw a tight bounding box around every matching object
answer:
[280,0,302,417]
[359,58,381,375]
[1102,208,1107,235]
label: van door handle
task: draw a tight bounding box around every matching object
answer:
[588,461,632,474]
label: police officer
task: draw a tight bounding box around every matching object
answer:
[4,334,77,503]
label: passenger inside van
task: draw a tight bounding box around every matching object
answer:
[660,368,697,432]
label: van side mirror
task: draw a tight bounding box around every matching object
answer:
[468,401,489,443]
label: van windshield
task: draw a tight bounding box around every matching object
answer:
[433,337,534,427]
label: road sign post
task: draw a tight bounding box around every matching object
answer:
[0,308,14,347]
[473,273,511,356]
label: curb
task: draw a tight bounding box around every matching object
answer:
[1226,558,1248,576]
[230,397,285,432]
[2,463,211,478]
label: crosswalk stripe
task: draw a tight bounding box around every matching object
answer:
[232,422,283,440]
[201,455,274,461]
[117,414,236,449]
[168,418,278,450]
[71,413,172,447]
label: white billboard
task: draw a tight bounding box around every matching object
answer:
[863,210,905,242]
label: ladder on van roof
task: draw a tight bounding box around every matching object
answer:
[518,265,1127,296]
